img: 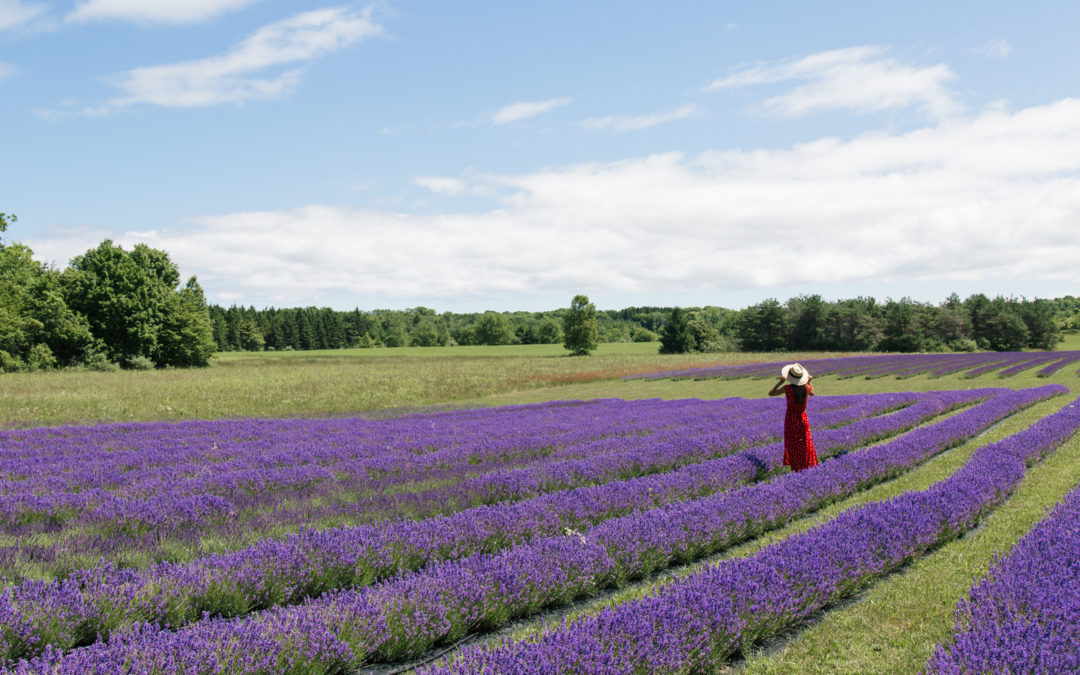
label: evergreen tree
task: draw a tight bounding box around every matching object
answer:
[659,307,694,354]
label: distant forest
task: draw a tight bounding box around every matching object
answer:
[7,208,1077,372]
[210,294,1080,355]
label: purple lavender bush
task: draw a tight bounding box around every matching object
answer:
[4,387,1061,671]
[422,390,1080,674]
[928,469,1080,673]
[631,351,1080,381]
[0,390,949,662]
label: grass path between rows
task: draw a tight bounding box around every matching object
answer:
[448,385,1078,675]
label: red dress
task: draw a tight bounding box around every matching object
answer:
[783,385,818,472]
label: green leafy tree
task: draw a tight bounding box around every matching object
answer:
[410,318,444,347]
[659,307,694,354]
[736,299,788,351]
[1018,298,1059,350]
[1,238,96,371]
[980,298,1030,351]
[787,294,827,350]
[879,299,925,352]
[474,311,513,345]
[156,277,216,366]
[0,212,14,238]
[63,241,211,367]
[563,294,599,355]
[537,318,563,344]
[821,298,882,351]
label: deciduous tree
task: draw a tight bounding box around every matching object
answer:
[563,294,599,355]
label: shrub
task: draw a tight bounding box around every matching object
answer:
[947,338,978,353]
[632,327,658,343]
[0,350,25,373]
[79,351,120,372]
[26,344,57,371]
[127,355,157,371]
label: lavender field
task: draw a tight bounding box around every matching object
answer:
[1,352,1079,673]
[630,350,1080,382]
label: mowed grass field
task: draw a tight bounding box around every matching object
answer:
[0,342,846,429]
[2,336,1079,672]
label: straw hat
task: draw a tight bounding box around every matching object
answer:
[781,363,810,386]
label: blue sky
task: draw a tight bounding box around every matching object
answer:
[2,1,1079,312]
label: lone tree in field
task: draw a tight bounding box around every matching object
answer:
[563,294,599,355]
[659,307,694,354]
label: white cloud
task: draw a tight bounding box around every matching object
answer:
[104,7,381,108]
[415,176,468,196]
[0,0,46,30]
[709,45,960,119]
[581,103,701,132]
[75,98,1080,308]
[492,97,571,124]
[0,61,18,81]
[972,38,1013,60]
[67,0,259,24]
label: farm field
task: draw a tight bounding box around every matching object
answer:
[0,343,814,429]
[1,344,1079,673]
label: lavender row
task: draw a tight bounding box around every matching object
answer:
[7,386,1057,671]
[0,398,783,537]
[0,390,943,660]
[927,472,1080,673]
[3,397,776,506]
[630,351,1080,381]
[0,395,893,575]
[426,388,1080,674]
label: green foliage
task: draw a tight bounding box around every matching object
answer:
[156,277,216,367]
[737,299,788,351]
[537,318,563,344]
[25,344,57,371]
[127,355,156,371]
[786,294,828,350]
[1,242,96,368]
[474,312,514,346]
[659,307,693,354]
[879,298,925,352]
[563,294,599,355]
[61,241,212,368]
[947,338,978,353]
[78,351,120,372]
[1017,298,1058,349]
[631,327,658,343]
[0,350,23,372]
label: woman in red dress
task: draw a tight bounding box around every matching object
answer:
[768,363,818,472]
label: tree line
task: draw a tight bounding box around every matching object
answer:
[1,215,215,372]
[3,210,1073,371]
[212,293,1068,355]
[661,294,1063,354]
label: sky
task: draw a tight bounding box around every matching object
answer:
[2,1,1079,312]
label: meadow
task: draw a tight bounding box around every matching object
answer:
[1,340,1078,673]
